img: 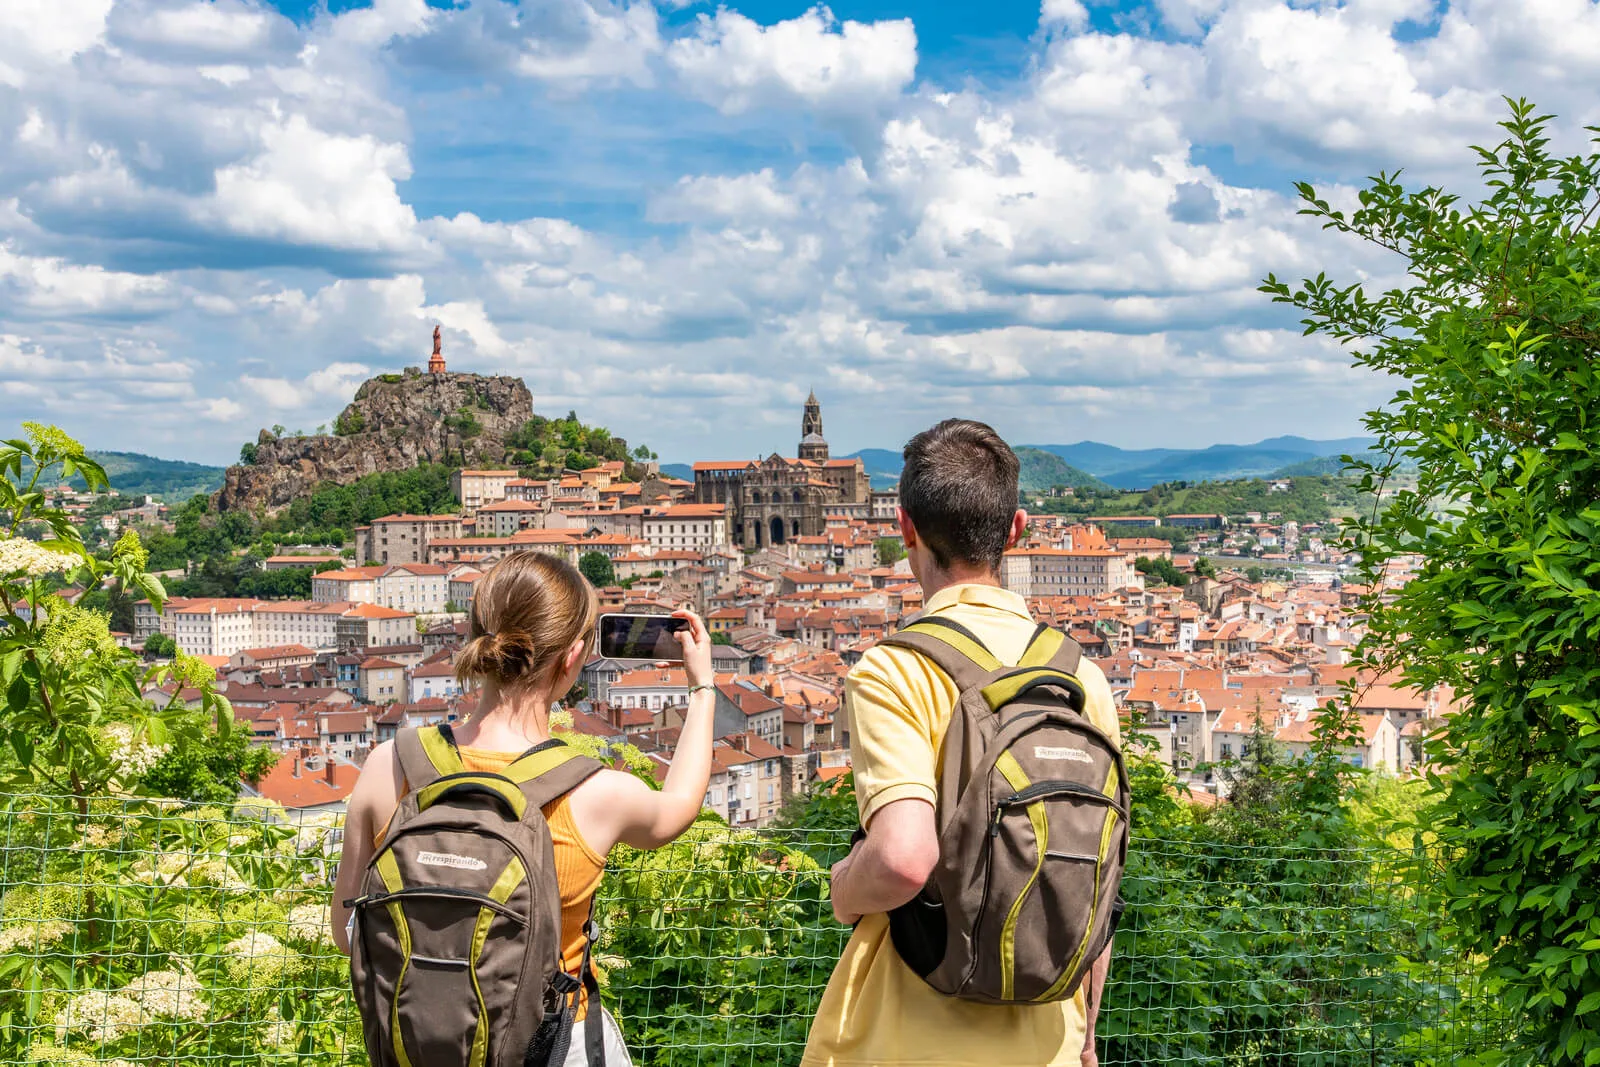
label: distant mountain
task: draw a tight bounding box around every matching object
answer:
[31,451,226,501]
[660,462,695,482]
[1024,436,1379,489]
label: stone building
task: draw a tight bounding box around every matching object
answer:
[691,394,871,550]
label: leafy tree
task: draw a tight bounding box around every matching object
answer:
[238,442,258,465]
[1134,556,1187,587]
[333,408,365,435]
[1191,556,1217,579]
[578,551,616,588]
[1262,99,1600,1064]
[137,719,277,803]
[874,537,906,566]
[144,633,177,657]
[710,631,732,646]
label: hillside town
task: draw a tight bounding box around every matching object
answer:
[43,354,1443,821]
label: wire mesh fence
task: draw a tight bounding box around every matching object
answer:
[0,793,1497,1066]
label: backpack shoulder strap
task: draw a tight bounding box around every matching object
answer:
[1016,623,1083,675]
[502,738,607,810]
[877,616,1002,690]
[395,725,463,791]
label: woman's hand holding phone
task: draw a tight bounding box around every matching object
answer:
[672,610,714,692]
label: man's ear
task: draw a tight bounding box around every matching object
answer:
[1006,509,1028,551]
[897,507,919,551]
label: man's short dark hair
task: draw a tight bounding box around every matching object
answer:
[900,419,1020,570]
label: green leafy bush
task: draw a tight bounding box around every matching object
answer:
[1263,99,1600,1065]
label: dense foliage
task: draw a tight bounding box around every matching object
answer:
[1134,556,1188,587]
[503,412,638,479]
[1264,101,1600,1064]
[2,428,226,806]
[578,551,617,588]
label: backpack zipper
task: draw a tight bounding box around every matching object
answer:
[351,886,528,925]
[998,780,1126,817]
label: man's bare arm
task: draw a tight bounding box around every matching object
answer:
[828,798,939,924]
[1080,943,1113,1067]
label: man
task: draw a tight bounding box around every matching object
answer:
[803,418,1120,1067]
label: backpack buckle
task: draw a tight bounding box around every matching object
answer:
[550,971,581,996]
[583,919,600,942]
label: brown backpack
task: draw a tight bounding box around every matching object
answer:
[346,725,608,1067]
[872,617,1130,1004]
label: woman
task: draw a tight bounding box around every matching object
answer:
[332,550,716,1065]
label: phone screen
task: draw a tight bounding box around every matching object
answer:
[597,614,689,661]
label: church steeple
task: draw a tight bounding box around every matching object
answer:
[798,390,828,462]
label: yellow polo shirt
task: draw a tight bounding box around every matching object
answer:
[803,583,1120,1067]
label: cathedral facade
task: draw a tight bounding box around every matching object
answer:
[692,393,870,550]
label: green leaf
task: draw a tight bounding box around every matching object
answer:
[5,672,29,712]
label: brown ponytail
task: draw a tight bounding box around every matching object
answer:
[453,551,598,691]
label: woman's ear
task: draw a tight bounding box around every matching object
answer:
[563,635,588,677]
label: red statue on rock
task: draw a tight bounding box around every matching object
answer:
[428,325,446,374]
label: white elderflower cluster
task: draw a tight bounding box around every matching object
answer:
[131,852,192,887]
[122,966,208,1023]
[186,856,252,892]
[262,1005,296,1048]
[285,903,331,945]
[53,989,145,1044]
[27,1045,136,1066]
[292,813,342,854]
[102,724,171,778]
[0,921,72,954]
[0,538,81,579]
[83,823,125,849]
[222,932,297,984]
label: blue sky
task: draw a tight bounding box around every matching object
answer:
[1,0,1596,465]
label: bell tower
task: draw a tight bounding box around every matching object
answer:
[798,390,829,462]
[428,325,446,374]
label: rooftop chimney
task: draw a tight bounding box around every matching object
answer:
[325,759,337,787]
[291,756,301,778]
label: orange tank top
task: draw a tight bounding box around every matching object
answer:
[375,745,608,1018]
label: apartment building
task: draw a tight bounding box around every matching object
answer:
[476,499,551,537]
[311,563,457,613]
[357,658,405,703]
[425,530,580,567]
[642,504,728,553]
[162,598,418,657]
[357,514,464,565]
[1001,547,1140,598]
[451,469,517,512]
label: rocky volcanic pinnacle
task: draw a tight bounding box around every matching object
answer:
[215,367,534,514]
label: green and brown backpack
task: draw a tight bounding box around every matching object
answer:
[871,616,1130,1005]
[347,725,609,1067]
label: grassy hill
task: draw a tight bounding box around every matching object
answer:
[1034,474,1377,526]
[1016,448,1111,493]
[24,450,226,501]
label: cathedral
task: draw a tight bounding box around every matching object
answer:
[692,393,872,549]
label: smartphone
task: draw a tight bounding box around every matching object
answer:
[597,613,689,661]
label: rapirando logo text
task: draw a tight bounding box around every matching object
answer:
[1033,746,1093,764]
[417,851,489,871]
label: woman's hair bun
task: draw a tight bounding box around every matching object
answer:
[452,551,599,691]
